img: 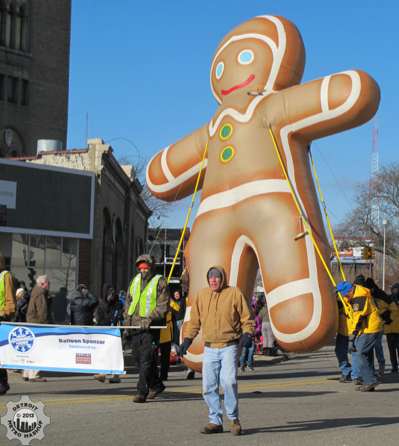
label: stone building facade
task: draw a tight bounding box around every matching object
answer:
[1,139,150,319]
[27,138,151,298]
[0,0,71,157]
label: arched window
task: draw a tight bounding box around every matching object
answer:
[102,208,113,288]
[114,218,124,291]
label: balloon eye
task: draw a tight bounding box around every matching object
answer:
[238,49,254,65]
[215,61,224,80]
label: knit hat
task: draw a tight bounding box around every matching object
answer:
[336,281,353,296]
[207,267,222,280]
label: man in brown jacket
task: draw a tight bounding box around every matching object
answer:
[0,254,16,395]
[23,275,50,382]
[124,254,169,403]
[180,266,254,436]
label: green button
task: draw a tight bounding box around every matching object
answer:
[219,123,233,141]
[220,145,235,163]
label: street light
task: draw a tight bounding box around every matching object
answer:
[382,219,387,291]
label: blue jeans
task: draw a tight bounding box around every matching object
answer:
[239,340,255,368]
[374,331,385,368]
[353,333,380,385]
[334,334,352,377]
[202,344,239,425]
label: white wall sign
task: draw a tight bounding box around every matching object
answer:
[0,180,17,209]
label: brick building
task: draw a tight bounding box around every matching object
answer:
[0,139,151,321]
[0,0,71,157]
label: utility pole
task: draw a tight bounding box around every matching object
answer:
[370,124,380,226]
[163,228,167,277]
[382,219,387,290]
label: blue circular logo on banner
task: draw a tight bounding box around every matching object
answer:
[8,327,35,353]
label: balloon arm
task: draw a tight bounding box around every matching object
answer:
[146,124,209,201]
[262,70,379,143]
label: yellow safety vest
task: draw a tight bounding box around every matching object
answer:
[128,274,162,317]
[0,270,9,311]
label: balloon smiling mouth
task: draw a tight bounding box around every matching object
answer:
[221,74,256,96]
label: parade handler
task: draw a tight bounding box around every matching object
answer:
[180,266,254,436]
[0,254,16,395]
[124,254,169,403]
[336,281,383,392]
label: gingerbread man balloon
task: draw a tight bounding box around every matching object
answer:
[146,15,380,371]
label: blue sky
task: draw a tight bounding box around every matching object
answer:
[67,0,398,228]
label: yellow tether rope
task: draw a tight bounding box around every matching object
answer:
[309,150,346,281]
[267,126,352,316]
[167,143,208,284]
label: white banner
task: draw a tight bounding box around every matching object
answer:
[0,323,125,374]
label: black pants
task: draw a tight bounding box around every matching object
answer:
[131,331,162,396]
[386,333,399,371]
[0,368,7,385]
[159,342,171,381]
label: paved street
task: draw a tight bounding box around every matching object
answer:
[1,346,399,446]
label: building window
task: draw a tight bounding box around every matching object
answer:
[7,76,18,103]
[0,3,4,46]
[0,2,29,51]
[21,79,28,105]
[4,4,11,47]
[0,74,4,101]
[19,5,27,51]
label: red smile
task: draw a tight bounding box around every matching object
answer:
[221,74,255,96]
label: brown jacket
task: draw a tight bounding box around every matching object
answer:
[186,266,254,347]
[124,272,169,326]
[26,285,50,324]
[0,270,16,319]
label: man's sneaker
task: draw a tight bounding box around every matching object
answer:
[240,365,246,372]
[339,375,352,383]
[132,394,147,403]
[186,369,195,380]
[353,378,362,386]
[94,374,106,383]
[391,368,398,374]
[108,376,121,384]
[201,423,223,434]
[148,383,165,399]
[0,383,10,395]
[230,419,242,436]
[248,367,255,372]
[356,383,378,392]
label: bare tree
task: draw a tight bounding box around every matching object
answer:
[340,163,399,260]
[118,154,172,224]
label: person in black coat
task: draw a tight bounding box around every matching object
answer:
[94,284,124,326]
[66,284,97,325]
[93,283,123,384]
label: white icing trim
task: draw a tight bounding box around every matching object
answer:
[229,235,257,287]
[271,70,362,343]
[196,179,290,217]
[320,76,330,113]
[161,145,175,182]
[147,158,208,194]
[208,16,286,132]
[267,278,313,308]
